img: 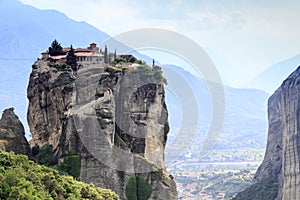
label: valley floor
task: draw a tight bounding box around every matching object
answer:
[167,148,265,200]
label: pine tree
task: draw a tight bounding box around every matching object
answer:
[66,45,77,71]
[125,176,152,200]
[108,52,111,64]
[48,39,64,56]
[114,49,117,60]
[104,45,108,64]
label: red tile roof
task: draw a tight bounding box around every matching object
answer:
[75,48,91,52]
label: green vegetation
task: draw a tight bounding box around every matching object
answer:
[48,39,64,56]
[233,177,278,200]
[32,145,81,179]
[32,144,55,166]
[104,54,167,85]
[131,65,167,84]
[111,55,145,66]
[111,57,126,65]
[104,45,108,64]
[57,150,81,179]
[119,55,138,63]
[125,176,152,200]
[0,150,119,200]
[66,45,77,71]
[114,49,117,61]
[54,63,72,72]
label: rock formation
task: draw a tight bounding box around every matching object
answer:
[254,88,283,198]
[0,107,31,156]
[27,60,177,199]
[239,66,300,200]
[278,67,300,199]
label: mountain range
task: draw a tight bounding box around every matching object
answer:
[246,54,300,94]
[162,64,269,152]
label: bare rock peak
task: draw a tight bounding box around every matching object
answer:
[27,47,177,199]
[0,107,31,156]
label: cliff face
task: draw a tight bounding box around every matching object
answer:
[0,108,31,156]
[280,67,300,199]
[254,88,283,198]
[27,61,79,157]
[254,66,300,199]
[27,60,177,200]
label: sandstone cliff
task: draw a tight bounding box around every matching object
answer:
[27,60,177,199]
[254,88,283,198]
[236,66,300,200]
[0,107,31,156]
[278,67,300,199]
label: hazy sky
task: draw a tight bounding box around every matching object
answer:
[18,0,300,87]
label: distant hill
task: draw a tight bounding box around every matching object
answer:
[246,54,300,94]
[0,0,109,58]
[0,0,110,137]
[162,64,269,152]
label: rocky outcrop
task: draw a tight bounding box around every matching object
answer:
[0,107,31,156]
[27,60,177,199]
[279,67,300,199]
[248,66,300,200]
[254,88,283,198]
[27,61,78,158]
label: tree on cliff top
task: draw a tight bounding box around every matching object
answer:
[48,39,64,56]
[66,45,77,71]
[104,45,108,64]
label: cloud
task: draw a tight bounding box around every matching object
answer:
[185,9,245,30]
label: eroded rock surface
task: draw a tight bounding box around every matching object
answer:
[0,107,31,156]
[252,66,300,199]
[27,60,177,199]
[254,88,283,198]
